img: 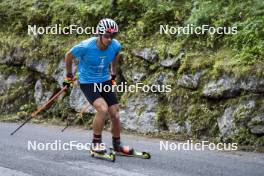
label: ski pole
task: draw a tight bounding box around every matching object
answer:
[61,114,81,132]
[61,121,70,132]
[61,101,90,132]
[10,86,68,135]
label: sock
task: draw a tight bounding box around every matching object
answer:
[92,134,102,144]
[112,136,121,148]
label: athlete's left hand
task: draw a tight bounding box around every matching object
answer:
[111,74,116,85]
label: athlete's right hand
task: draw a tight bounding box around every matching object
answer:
[63,73,74,88]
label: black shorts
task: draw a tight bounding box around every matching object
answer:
[80,80,118,107]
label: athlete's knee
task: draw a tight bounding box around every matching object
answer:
[96,104,108,114]
[109,105,120,120]
[111,104,119,112]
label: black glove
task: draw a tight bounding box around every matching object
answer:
[63,73,74,88]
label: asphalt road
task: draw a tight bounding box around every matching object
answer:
[0,122,264,176]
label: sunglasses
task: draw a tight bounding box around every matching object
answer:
[102,33,116,39]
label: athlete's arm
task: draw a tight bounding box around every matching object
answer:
[64,52,75,74]
[111,53,121,75]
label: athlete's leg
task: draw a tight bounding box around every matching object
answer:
[99,80,120,137]
[99,80,133,154]
[108,104,121,138]
[80,84,108,148]
[92,98,108,135]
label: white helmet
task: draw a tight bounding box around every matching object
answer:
[97,18,118,34]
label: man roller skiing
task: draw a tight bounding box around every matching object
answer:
[63,18,134,155]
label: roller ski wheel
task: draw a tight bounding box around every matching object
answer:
[110,148,151,159]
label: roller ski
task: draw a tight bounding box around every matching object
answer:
[90,143,115,162]
[110,144,151,159]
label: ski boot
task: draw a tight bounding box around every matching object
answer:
[90,142,107,154]
[110,142,151,159]
[113,143,134,155]
[90,142,115,162]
